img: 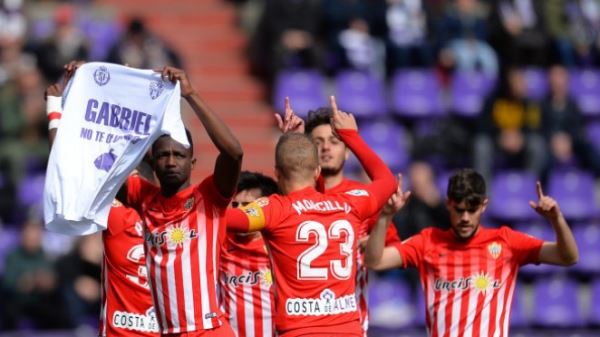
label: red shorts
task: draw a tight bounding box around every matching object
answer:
[162,322,235,337]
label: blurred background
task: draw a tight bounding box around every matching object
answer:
[0,0,599,336]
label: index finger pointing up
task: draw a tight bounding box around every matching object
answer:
[330,96,339,113]
[536,181,544,199]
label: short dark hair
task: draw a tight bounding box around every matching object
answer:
[304,107,333,135]
[447,168,486,208]
[152,128,194,155]
[237,171,279,197]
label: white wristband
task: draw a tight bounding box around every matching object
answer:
[47,96,62,130]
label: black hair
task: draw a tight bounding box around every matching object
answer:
[304,107,333,135]
[447,168,487,208]
[237,171,279,197]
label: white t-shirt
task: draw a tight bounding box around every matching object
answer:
[44,62,189,235]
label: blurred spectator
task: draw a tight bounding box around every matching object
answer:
[33,4,89,83]
[540,65,600,174]
[106,17,181,70]
[385,0,435,71]
[1,220,71,330]
[545,0,600,67]
[248,0,323,83]
[335,17,386,76]
[437,0,499,78]
[489,0,549,67]
[473,67,547,182]
[55,232,102,328]
[0,57,49,194]
[392,161,450,240]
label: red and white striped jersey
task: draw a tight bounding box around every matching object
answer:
[99,201,159,337]
[393,226,544,337]
[325,178,401,334]
[220,233,275,337]
[128,175,231,334]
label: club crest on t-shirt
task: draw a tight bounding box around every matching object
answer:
[488,242,502,259]
[149,80,165,100]
[94,66,110,86]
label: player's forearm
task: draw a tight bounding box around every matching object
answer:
[365,214,392,268]
[549,213,579,265]
[184,93,243,162]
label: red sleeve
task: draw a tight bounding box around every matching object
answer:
[226,208,251,232]
[392,231,426,268]
[127,175,158,210]
[364,214,401,245]
[502,226,544,266]
[384,223,401,246]
[198,175,232,209]
[337,129,396,220]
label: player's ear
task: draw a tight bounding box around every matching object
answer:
[191,157,197,167]
[480,198,489,213]
[344,147,349,161]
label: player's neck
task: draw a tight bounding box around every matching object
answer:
[279,179,314,195]
[161,180,191,198]
[322,172,345,190]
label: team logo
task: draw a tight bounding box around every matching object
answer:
[255,197,270,207]
[93,66,110,86]
[488,242,502,259]
[94,149,117,172]
[345,189,369,197]
[243,206,260,217]
[149,80,165,100]
[184,197,194,210]
[472,272,500,294]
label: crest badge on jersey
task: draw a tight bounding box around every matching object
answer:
[93,66,110,86]
[488,242,502,259]
[149,80,165,100]
[184,197,194,210]
[255,197,269,207]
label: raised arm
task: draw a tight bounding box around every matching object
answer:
[365,174,410,270]
[159,66,243,198]
[529,182,579,266]
[330,96,396,209]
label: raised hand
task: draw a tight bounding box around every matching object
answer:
[274,97,305,133]
[381,174,411,217]
[63,60,85,86]
[329,96,357,133]
[156,66,195,97]
[529,181,562,221]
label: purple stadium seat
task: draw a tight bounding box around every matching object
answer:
[0,227,20,275]
[532,275,584,327]
[357,120,409,172]
[273,70,326,118]
[547,169,598,221]
[488,171,538,221]
[569,69,600,116]
[449,71,496,117]
[590,278,600,325]
[334,70,387,118]
[522,68,549,100]
[572,223,600,274]
[586,122,600,153]
[82,20,122,61]
[390,69,444,118]
[509,281,530,328]
[17,173,45,211]
[515,222,561,275]
[368,276,415,328]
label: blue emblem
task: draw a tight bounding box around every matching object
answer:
[149,80,165,100]
[93,66,110,86]
[94,150,117,172]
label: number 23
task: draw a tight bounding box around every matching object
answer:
[296,220,355,280]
